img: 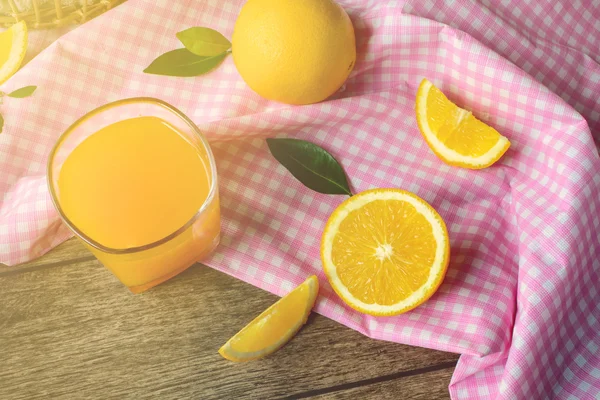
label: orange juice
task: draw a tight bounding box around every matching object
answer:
[56,115,220,292]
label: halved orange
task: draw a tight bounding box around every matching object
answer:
[321,189,449,316]
[219,275,319,362]
[416,78,510,169]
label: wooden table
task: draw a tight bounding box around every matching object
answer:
[0,239,458,399]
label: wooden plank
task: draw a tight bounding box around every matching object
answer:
[0,238,92,274]
[305,367,454,399]
[0,257,458,399]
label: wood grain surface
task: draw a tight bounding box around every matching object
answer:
[309,368,456,399]
[0,239,458,399]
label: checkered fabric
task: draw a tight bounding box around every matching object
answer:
[1,1,599,398]
[401,1,600,398]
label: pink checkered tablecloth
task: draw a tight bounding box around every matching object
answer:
[1,1,599,398]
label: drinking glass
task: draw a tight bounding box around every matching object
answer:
[47,98,220,293]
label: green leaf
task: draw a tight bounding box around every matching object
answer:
[176,27,231,56]
[266,138,352,196]
[0,114,3,134]
[8,86,37,98]
[144,49,228,77]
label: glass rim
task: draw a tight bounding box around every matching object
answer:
[47,97,218,255]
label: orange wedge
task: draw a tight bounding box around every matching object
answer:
[321,189,449,316]
[0,21,28,86]
[416,78,510,169]
[219,275,319,362]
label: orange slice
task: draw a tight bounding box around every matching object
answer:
[416,78,510,169]
[0,21,28,86]
[218,275,319,362]
[321,189,449,316]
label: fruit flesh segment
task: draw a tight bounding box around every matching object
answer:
[331,199,436,306]
[0,28,14,67]
[426,85,502,157]
[227,280,313,354]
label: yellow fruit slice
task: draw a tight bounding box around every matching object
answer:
[415,78,510,169]
[0,21,28,86]
[321,189,450,316]
[219,275,319,362]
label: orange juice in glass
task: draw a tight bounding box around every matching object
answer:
[47,98,220,293]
